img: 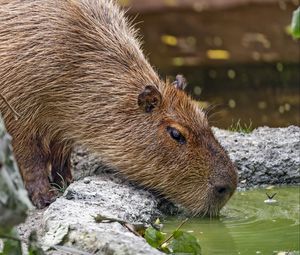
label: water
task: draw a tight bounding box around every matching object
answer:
[163,186,300,255]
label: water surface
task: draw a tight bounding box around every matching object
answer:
[163,186,300,255]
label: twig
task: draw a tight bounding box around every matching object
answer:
[93,215,127,224]
[0,93,21,120]
[159,218,189,247]
[93,214,146,236]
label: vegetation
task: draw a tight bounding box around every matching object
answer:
[50,173,68,194]
[0,229,22,255]
[94,216,202,254]
[0,231,45,255]
[291,7,300,39]
[144,219,201,255]
[228,119,253,133]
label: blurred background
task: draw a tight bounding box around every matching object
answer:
[119,0,300,129]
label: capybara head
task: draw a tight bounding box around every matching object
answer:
[123,81,238,216]
[78,74,237,217]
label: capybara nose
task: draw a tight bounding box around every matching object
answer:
[214,184,233,199]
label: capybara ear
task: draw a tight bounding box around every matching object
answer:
[172,74,187,90]
[138,85,162,113]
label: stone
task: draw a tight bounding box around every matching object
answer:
[213,126,300,188]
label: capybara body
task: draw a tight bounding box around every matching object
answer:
[0,0,237,215]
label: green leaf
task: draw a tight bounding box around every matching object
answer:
[291,7,300,38]
[1,238,22,255]
[169,230,201,255]
[0,228,22,255]
[144,227,166,248]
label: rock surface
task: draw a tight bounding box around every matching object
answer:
[42,176,162,254]
[214,126,300,188]
[17,126,300,254]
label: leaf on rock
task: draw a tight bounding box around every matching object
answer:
[144,227,166,249]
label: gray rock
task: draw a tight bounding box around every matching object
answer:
[213,126,300,188]
[42,175,163,254]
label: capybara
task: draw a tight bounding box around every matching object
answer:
[0,0,237,215]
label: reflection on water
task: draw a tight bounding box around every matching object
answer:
[163,187,300,255]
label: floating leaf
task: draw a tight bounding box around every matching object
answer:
[144,227,166,249]
[169,230,201,255]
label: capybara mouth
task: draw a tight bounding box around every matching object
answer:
[180,182,237,218]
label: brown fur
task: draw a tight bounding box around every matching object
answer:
[0,0,237,215]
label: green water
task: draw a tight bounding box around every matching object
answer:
[163,186,300,255]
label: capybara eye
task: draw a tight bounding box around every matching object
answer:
[166,126,186,145]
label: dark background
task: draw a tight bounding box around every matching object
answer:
[119,0,300,128]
